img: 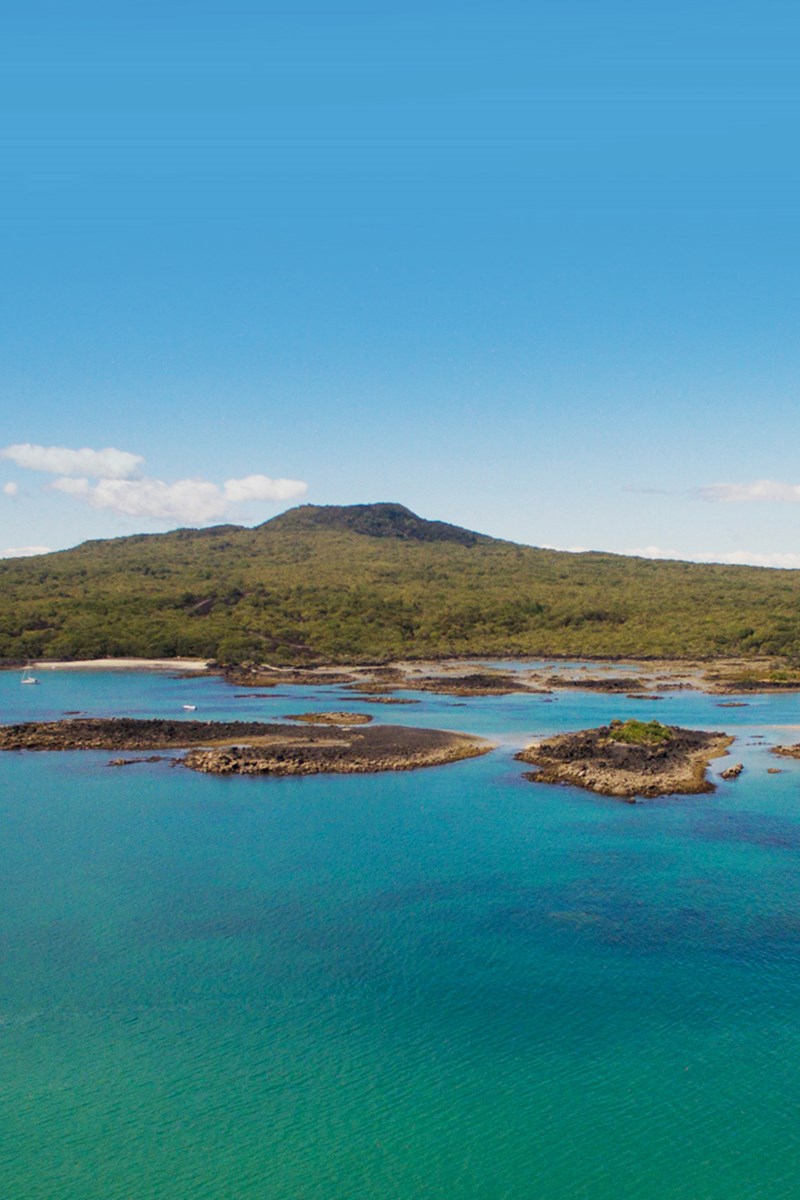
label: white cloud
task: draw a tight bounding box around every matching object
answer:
[222,474,307,503]
[2,441,308,526]
[51,477,91,496]
[0,443,143,479]
[696,480,800,504]
[1,545,52,558]
[626,545,800,569]
[50,473,307,523]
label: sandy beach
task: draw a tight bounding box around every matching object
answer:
[31,657,212,672]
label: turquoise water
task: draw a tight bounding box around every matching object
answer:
[2,669,800,1198]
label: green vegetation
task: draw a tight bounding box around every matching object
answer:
[3,501,800,664]
[607,719,672,746]
[707,665,800,690]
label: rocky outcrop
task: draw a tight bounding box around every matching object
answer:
[772,743,800,761]
[399,672,526,696]
[184,726,489,775]
[517,719,733,800]
[108,754,172,767]
[225,666,359,688]
[284,711,372,725]
[548,676,646,692]
[0,717,290,751]
[0,716,491,776]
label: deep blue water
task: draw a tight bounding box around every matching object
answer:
[2,667,800,1198]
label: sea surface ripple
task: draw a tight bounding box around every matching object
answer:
[1,667,800,1197]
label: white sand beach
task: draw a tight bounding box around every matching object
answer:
[31,658,212,672]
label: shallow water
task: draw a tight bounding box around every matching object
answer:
[2,667,800,1198]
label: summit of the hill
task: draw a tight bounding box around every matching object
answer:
[260,502,485,546]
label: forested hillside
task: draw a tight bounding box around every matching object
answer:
[2,503,800,664]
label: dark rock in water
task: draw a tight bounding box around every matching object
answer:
[183,724,491,775]
[0,715,491,776]
[720,762,744,779]
[0,717,288,752]
[234,692,290,698]
[550,676,646,693]
[109,755,169,767]
[284,711,372,725]
[772,743,800,761]
[517,718,732,799]
[405,672,523,696]
[226,665,359,688]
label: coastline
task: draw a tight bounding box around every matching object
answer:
[2,652,797,694]
[29,657,212,672]
[227,655,800,696]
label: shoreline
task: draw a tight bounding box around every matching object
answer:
[1,652,797,694]
[28,657,212,672]
[224,655,800,696]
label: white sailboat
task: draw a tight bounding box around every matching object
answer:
[21,665,40,685]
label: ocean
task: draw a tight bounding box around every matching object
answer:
[2,667,800,1198]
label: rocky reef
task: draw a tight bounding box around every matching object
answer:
[184,725,489,775]
[516,718,732,800]
[389,672,528,696]
[0,717,283,751]
[0,716,490,776]
[224,665,360,688]
[771,743,800,761]
[284,711,372,725]
[547,676,647,692]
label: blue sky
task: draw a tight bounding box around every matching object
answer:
[2,1,800,565]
